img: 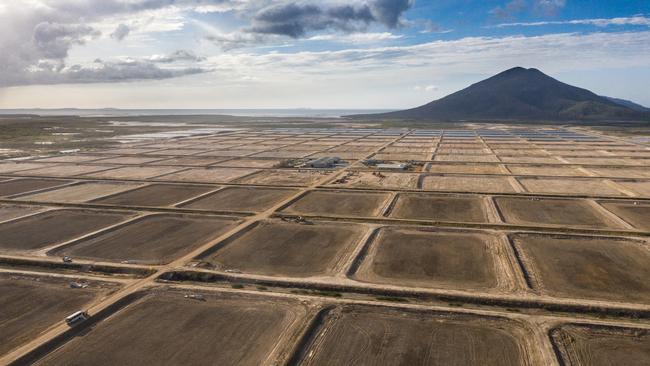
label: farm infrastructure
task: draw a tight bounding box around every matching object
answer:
[598,201,650,230]
[16,182,145,203]
[296,305,541,365]
[90,184,215,207]
[1,124,649,365]
[352,227,514,292]
[388,193,490,222]
[203,219,367,277]
[421,174,520,193]
[0,178,69,196]
[181,186,298,212]
[238,169,333,186]
[551,324,650,366]
[50,214,241,264]
[516,177,628,196]
[282,190,392,217]
[0,209,133,252]
[0,204,44,222]
[426,163,507,174]
[494,196,624,229]
[510,233,650,303]
[0,274,120,357]
[155,167,260,183]
[33,289,308,366]
[12,164,115,178]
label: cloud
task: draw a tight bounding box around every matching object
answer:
[2,58,207,86]
[110,23,131,40]
[489,0,566,20]
[370,0,413,28]
[247,0,413,38]
[204,31,650,78]
[0,1,232,87]
[496,16,650,28]
[534,0,566,16]
[489,0,527,21]
[148,50,206,63]
[33,22,101,59]
[415,19,453,34]
[414,85,438,92]
[205,31,274,50]
[308,32,402,43]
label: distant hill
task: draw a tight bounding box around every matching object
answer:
[602,96,649,112]
[351,67,650,122]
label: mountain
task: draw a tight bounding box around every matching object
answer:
[602,96,649,112]
[351,67,650,122]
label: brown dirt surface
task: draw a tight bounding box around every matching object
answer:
[147,156,225,166]
[16,164,115,177]
[0,163,53,174]
[389,194,488,222]
[208,220,364,277]
[517,178,624,196]
[332,171,419,189]
[511,234,650,303]
[435,154,500,162]
[252,150,316,158]
[495,197,622,229]
[300,306,532,366]
[90,156,165,165]
[372,153,431,160]
[0,274,112,357]
[198,149,261,157]
[422,175,517,193]
[586,167,650,179]
[599,201,650,231]
[181,186,297,212]
[552,325,650,366]
[148,148,212,156]
[498,156,562,164]
[0,178,68,196]
[52,214,239,264]
[283,190,391,217]
[310,151,369,160]
[34,155,104,163]
[0,204,44,222]
[91,184,214,207]
[19,182,144,203]
[36,290,305,366]
[238,169,332,186]
[427,164,505,174]
[213,158,285,168]
[0,209,131,251]
[565,157,648,166]
[354,227,500,290]
[157,167,260,183]
[615,180,650,197]
[82,166,181,180]
[506,165,588,177]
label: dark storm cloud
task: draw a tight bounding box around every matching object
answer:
[370,0,413,28]
[248,0,413,38]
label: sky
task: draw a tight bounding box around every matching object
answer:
[0,0,649,109]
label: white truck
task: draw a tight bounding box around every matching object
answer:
[65,311,90,326]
